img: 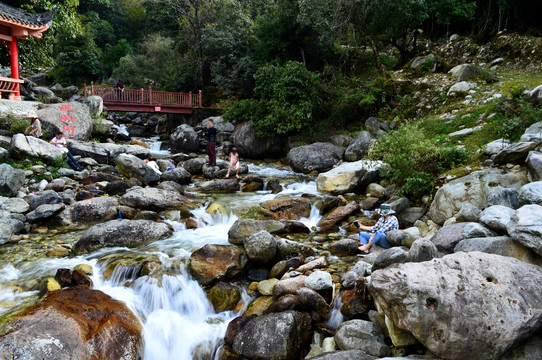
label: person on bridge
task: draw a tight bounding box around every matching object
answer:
[116,79,124,101]
[206,119,217,166]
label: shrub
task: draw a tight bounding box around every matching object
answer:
[9,116,29,134]
[369,122,470,198]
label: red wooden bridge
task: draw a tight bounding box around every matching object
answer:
[83,82,202,114]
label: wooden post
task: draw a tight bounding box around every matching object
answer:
[189,91,192,107]
[83,83,87,98]
[91,81,94,96]
[199,90,202,107]
[141,88,144,104]
[149,85,152,105]
[9,35,21,100]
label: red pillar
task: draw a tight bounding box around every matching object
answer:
[9,36,21,101]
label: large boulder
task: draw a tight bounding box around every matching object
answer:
[170,124,199,153]
[287,142,344,174]
[68,141,150,165]
[429,168,528,225]
[232,310,313,360]
[26,203,65,223]
[486,186,519,209]
[120,187,190,211]
[160,167,192,184]
[232,121,287,159]
[261,197,312,220]
[244,230,277,264]
[57,197,119,227]
[430,222,467,254]
[82,95,103,116]
[9,134,64,163]
[454,236,541,265]
[526,151,542,181]
[187,244,247,286]
[507,204,542,256]
[334,319,390,357]
[344,131,376,161]
[0,163,25,197]
[0,286,142,360]
[73,219,173,254]
[37,102,93,141]
[448,63,484,81]
[228,219,285,245]
[518,181,542,205]
[200,116,234,133]
[370,252,542,360]
[182,157,207,175]
[116,153,160,184]
[317,160,382,195]
[493,142,537,165]
[479,205,515,233]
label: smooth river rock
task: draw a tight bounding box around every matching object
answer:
[73,219,173,254]
[287,142,344,174]
[188,244,247,286]
[0,286,142,360]
[228,219,285,245]
[316,160,382,195]
[370,252,542,360]
[334,319,390,357]
[120,187,190,211]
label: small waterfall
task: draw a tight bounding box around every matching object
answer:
[299,205,322,231]
[113,124,129,136]
[326,295,344,329]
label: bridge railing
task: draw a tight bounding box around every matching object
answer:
[83,82,202,107]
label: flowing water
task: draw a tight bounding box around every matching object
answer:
[0,148,327,359]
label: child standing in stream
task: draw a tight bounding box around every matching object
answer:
[225,147,240,179]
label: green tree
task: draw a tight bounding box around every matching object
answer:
[224,61,323,136]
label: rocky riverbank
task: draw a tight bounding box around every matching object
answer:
[1,78,542,360]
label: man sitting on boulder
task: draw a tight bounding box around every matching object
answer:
[355,204,399,254]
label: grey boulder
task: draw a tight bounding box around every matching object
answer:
[37,102,93,141]
[493,142,537,165]
[0,163,25,197]
[479,205,515,234]
[507,204,542,256]
[120,188,190,211]
[334,319,390,357]
[287,142,344,174]
[454,236,541,265]
[518,181,542,205]
[243,230,277,264]
[116,154,160,184]
[170,124,199,153]
[344,131,376,162]
[228,219,285,245]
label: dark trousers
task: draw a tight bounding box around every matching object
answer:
[207,141,216,165]
[66,151,83,171]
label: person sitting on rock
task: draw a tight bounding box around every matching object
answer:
[355,204,399,254]
[145,157,162,175]
[50,132,84,171]
[225,147,240,179]
[24,112,42,138]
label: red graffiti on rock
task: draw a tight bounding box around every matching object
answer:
[59,104,77,137]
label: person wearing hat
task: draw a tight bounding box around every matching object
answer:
[226,147,240,179]
[24,112,42,138]
[355,204,399,254]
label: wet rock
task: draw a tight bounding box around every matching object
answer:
[160,167,192,184]
[68,141,150,165]
[406,239,439,263]
[261,197,312,220]
[344,131,376,162]
[73,219,173,254]
[429,168,527,225]
[454,236,541,265]
[317,201,360,232]
[224,315,257,346]
[156,180,184,194]
[288,142,344,174]
[232,310,313,360]
[58,196,119,227]
[244,230,277,264]
[370,252,542,360]
[0,163,25,197]
[507,204,542,256]
[334,319,389,357]
[276,239,316,260]
[296,287,331,317]
[371,247,408,272]
[273,276,308,299]
[341,261,371,288]
[241,175,264,192]
[170,124,199,153]
[280,220,310,234]
[518,181,542,205]
[267,178,282,194]
[269,257,303,279]
[72,269,93,287]
[258,278,279,295]
[525,151,542,181]
[208,282,241,312]
[116,153,160,184]
[188,244,248,286]
[228,219,285,245]
[494,142,537,165]
[26,203,65,223]
[317,161,381,195]
[330,239,359,257]
[480,205,515,233]
[232,121,287,159]
[120,187,190,211]
[243,296,274,317]
[0,286,142,360]
[462,222,495,239]
[200,179,240,193]
[430,222,467,254]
